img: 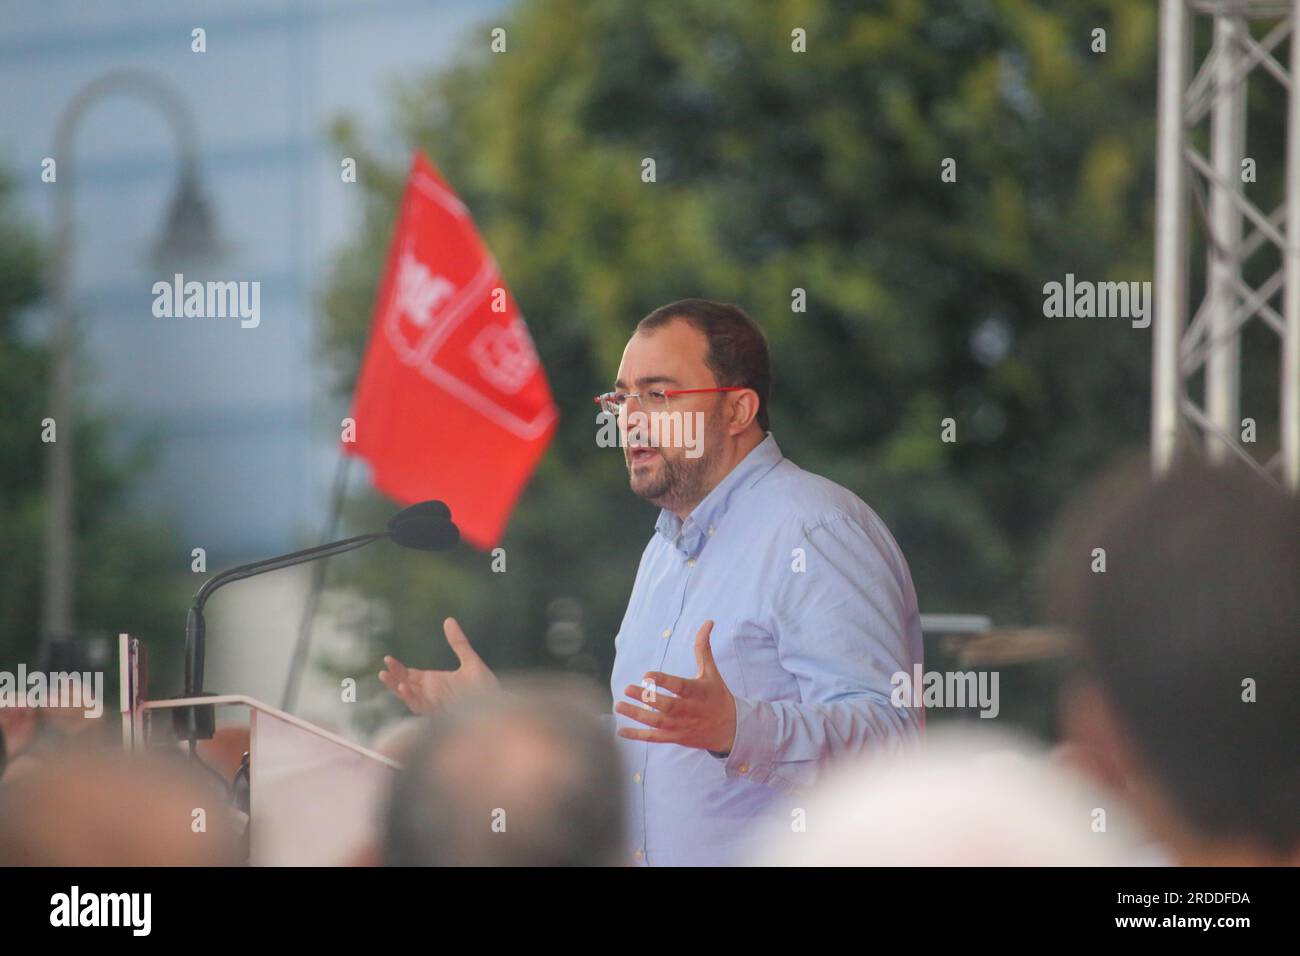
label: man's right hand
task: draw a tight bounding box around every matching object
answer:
[378,618,498,715]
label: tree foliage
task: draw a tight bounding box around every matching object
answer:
[0,173,188,685]
[320,0,1168,720]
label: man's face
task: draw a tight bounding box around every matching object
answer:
[613,320,728,513]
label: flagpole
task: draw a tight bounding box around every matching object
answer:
[280,452,354,713]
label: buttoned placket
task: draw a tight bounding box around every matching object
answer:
[634,516,712,865]
[622,436,786,865]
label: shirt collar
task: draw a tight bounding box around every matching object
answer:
[655,433,784,558]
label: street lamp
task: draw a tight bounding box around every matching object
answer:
[43,69,220,649]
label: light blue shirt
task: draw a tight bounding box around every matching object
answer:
[610,433,924,866]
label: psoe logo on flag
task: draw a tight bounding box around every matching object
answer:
[378,160,553,440]
[394,250,456,333]
[386,235,495,364]
[469,317,539,395]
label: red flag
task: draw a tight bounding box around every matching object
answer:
[344,152,558,549]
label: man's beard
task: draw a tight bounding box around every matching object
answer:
[625,410,724,513]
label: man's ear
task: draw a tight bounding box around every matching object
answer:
[726,389,760,434]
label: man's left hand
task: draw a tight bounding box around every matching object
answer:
[615,620,737,754]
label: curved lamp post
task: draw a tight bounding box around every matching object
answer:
[43,69,220,649]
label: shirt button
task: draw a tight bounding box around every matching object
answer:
[686,558,695,567]
[738,763,750,775]
[707,526,715,535]
[634,848,645,862]
[632,772,642,783]
[661,628,671,638]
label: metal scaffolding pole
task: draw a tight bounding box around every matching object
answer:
[1153,0,1191,478]
[1206,13,1246,463]
[1153,0,1300,492]
[1285,0,1300,488]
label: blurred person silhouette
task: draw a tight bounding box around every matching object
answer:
[1048,457,1300,866]
[0,749,241,866]
[0,641,113,783]
[0,703,108,784]
[381,677,625,866]
[0,705,38,781]
[750,730,1139,865]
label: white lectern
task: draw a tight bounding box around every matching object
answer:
[120,635,400,866]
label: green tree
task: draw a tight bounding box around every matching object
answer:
[319,0,1174,727]
[0,171,189,687]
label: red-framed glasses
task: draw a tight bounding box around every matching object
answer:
[593,387,745,415]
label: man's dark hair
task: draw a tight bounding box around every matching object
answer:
[382,678,625,866]
[1049,457,1300,854]
[637,299,771,432]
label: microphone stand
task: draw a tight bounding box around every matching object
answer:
[175,532,389,756]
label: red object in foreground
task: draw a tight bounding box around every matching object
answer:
[344,152,558,549]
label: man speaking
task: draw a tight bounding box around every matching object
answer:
[381,299,923,865]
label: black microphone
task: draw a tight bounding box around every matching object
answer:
[389,514,460,551]
[387,499,452,529]
[176,502,456,747]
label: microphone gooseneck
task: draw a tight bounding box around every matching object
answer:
[184,531,389,698]
[178,502,457,750]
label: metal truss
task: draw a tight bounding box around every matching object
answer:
[1153,0,1300,491]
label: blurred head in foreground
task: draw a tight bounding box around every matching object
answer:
[0,641,115,782]
[0,749,240,866]
[1050,457,1300,866]
[751,731,1137,865]
[382,677,624,866]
